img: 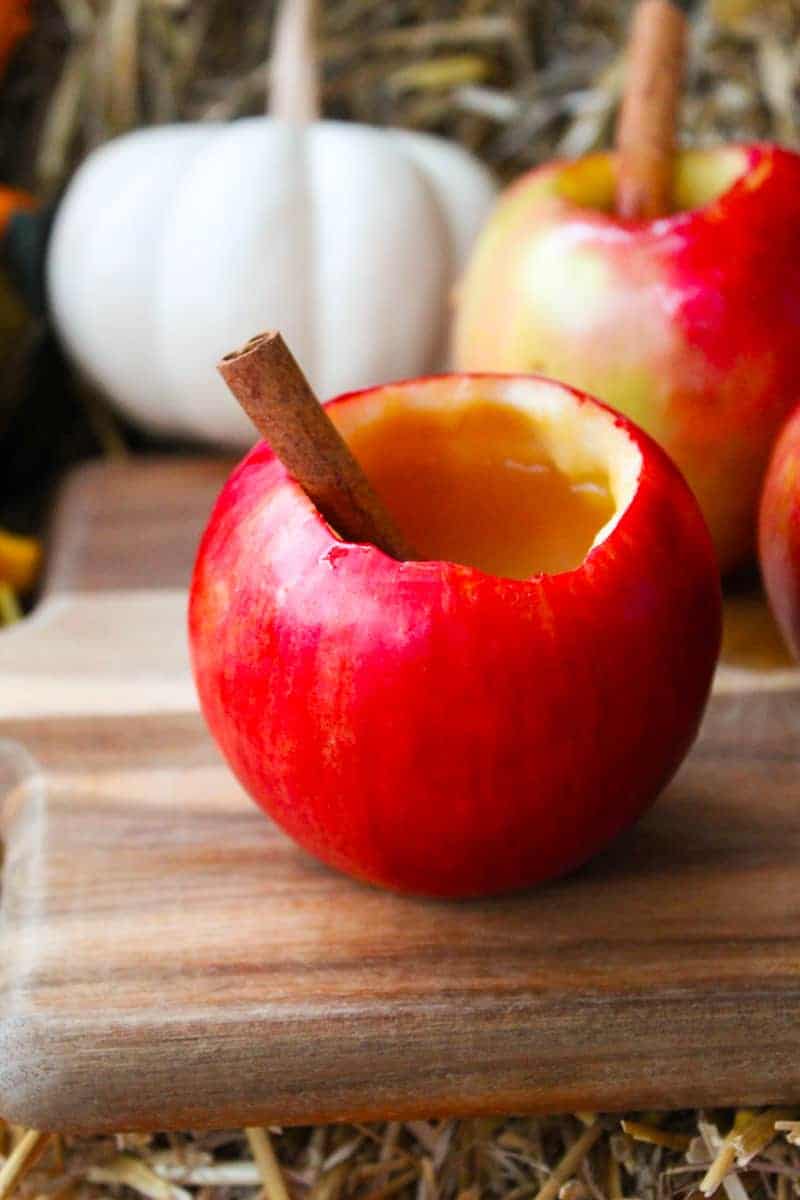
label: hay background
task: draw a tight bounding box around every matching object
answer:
[2,1,800,1197]
[3,1,800,195]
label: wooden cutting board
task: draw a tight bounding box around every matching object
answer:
[1,457,799,1135]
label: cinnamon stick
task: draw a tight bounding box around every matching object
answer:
[218,333,418,562]
[614,0,688,220]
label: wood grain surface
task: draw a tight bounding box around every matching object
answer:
[1,457,799,1135]
[0,458,233,719]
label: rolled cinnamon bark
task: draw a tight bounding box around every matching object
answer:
[218,332,418,562]
[614,0,688,220]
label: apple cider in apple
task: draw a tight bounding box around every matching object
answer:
[193,371,721,896]
[344,401,615,579]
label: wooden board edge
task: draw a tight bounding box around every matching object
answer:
[2,990,800,1134]
[0,738,44,847]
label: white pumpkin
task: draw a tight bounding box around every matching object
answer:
[46,1,496,446]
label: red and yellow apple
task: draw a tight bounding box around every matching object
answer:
[759,403,800,660]
[453,144,800,574]
[189,374,721,898]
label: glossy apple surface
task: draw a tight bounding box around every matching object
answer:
[189,375,721,898]
[453,144,800,574]
[759,403,800,659]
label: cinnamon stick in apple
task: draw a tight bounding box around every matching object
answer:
[218,332,418,562]
[614,0,688,220]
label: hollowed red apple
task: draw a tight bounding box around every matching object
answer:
[759,403,800,660]
[453,144,800,574]
[189,375,721,898]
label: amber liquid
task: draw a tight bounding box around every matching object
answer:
[346,402,615,579]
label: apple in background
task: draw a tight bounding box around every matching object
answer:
[189,373,721,898]
[759,404,800,660]
[452,144,800,575]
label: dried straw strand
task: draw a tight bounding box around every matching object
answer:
[532,1121,604,1200]
[0,1130,50,1200]
[245,1127,292,1200]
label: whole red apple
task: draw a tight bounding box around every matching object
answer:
[759,404,800,660]
[453,144,800,574]
[189,374,721,898]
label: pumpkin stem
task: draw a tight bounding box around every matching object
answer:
[614,0,688,219]
[269,0,320,124]
[218,332,419,562]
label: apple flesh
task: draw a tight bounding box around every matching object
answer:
[189,375,721,898]
[452,144,800,574]
[759,403,800,660]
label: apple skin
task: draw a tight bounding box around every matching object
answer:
[759,403,800,660]
[189,375,721,898]
[452,144,800,574]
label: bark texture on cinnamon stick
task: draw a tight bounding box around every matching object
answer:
[615,0,688,220]
[218,332,418,562]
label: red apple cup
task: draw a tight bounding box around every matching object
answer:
[453,143,800,574]
[759,403,800,661]
[189,374,721,899]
